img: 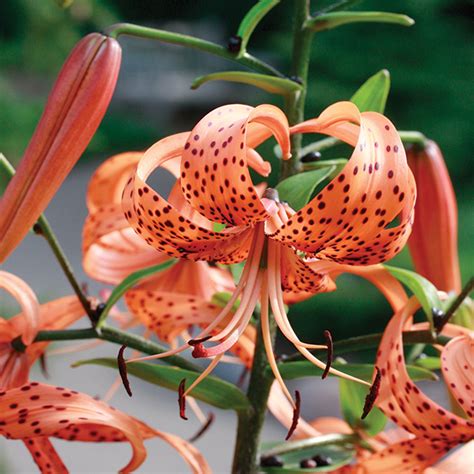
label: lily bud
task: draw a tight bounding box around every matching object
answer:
[407,140,461,293]
[0,33,121,262]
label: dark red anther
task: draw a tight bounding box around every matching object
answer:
[188,413,215,442]
[362,366,381,419]
[178,378,188,420]
[285,390,301,440]
[300,458,317,468]
[301,151,322,163]
[117,345,132,397]
[188,335,212,358]
[322,329,333,379]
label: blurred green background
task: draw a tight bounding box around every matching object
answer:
[0,0,472,345]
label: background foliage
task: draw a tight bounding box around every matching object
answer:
[0,0,472,345]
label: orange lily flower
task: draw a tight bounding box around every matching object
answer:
[0,271,210,473]
[407,140,461,293]
[0,381,210,474]
[83,151,256,366]
[369,296,474,471]
[0,270,85,389]
[121,101,416,405]
[0,33,121,262]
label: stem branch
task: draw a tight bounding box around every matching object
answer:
[106,23,284,78]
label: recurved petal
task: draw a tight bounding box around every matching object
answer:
[0,271,40,345]
[441,334,474,419]
[23,437,68,474]
[87,152,143,212]
[179,104,290,226]
[375,297,474,444]
[122,132,255,263]
[280,246,335,295]
[424,440,474,473]
[0,382,150,473]
[272,102,416,266]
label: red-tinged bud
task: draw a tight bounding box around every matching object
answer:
[0,33,121,262]
[407,141,461,293]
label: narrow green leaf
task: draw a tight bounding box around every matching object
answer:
[73,358,250,411]
[306,11,415,33]
[414,356,441,371]
[0,153,15,197]
[385,265,443,332]
[275,361,437,382]
[445,295,474,330]
[339,379,387,436]
[350,69,390,114]
[236,0,280,57]
[97,260,176,328]
[276,167,335,210]
[191,71,302,96]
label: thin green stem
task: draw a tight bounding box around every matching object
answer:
[436,277,474,332]
[106,23,284,78]
[12,325,200,372]
[281,0,313,179]
[300,130,428,157]
[34,217,94,321]
[231,319,276,474]
[283,330,450,363]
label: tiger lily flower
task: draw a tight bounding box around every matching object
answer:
[0,381,211,474]
[0,272,211,473]
[122,101,416,405]
[0,270,85,389]
[0,33,121,262]
[369,296,474,471]
[407,140,461,293]
[83,151,256,366]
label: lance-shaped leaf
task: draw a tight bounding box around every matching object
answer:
[351,69,390,114]
[275,361,438,382]
[73,358,250,411]
[339,378,387,436]
[306,11,414,32]
[414,356,441,371]
[97,259,176,328]
[276,166,335,210]
[385,265,442,332]
[191,71,302,96]
[235,0,281,57]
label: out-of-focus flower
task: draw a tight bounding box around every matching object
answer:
[0,270,85,389]
[122,102,416,407]
[0,33,121,262]
[0,381,210,474]
[407,141,461,293]
[369,297,474,471]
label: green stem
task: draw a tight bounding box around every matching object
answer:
[300,130,428,157]
[12,325,200,372]
[283,330,450,363]
[231,319,276,474]
[436,277,474,333]
[281,0,313,179]
[106,23,284,78]
[34,217,94,321]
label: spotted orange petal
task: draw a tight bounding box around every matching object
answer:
[441,335,473,419]
[272,101,416,266]
[122,132,256,263]
[0,382,210,474]
[358,437,450,473]
[180,104,290,226]
[376,297,474,446]
[23,437,68,473]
